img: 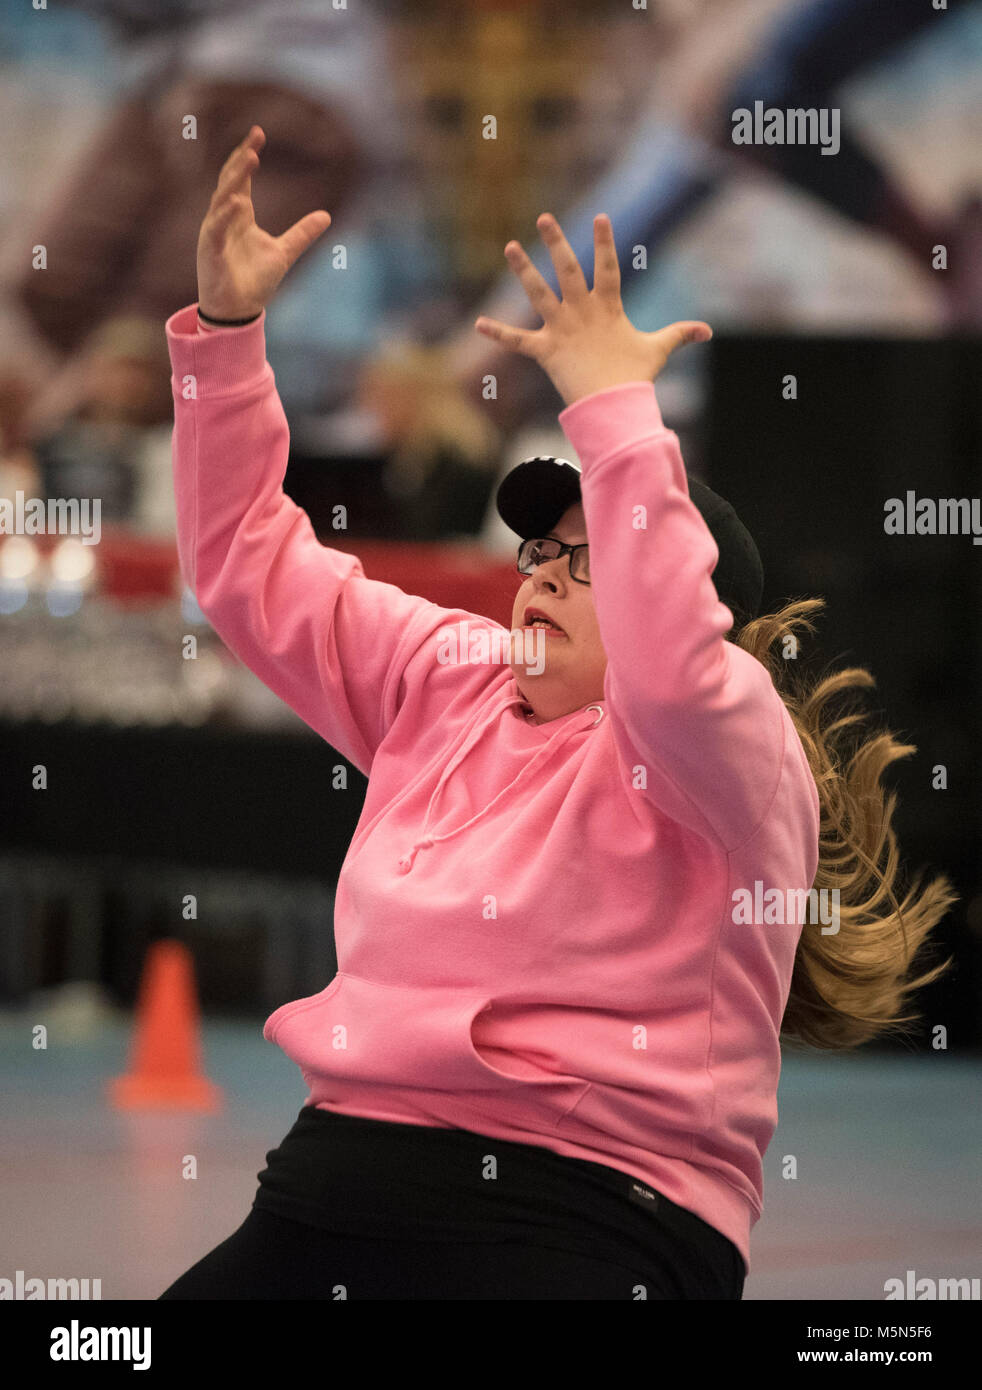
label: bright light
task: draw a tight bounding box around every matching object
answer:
[50,538,96,584]
[0,536,40,580]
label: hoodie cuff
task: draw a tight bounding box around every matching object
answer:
[164,302,269,393]
[558,380,669,468]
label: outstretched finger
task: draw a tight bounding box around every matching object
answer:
[503,241,562,323]
[213,146,259,208]
[473,316,541,357]
[213,127,265,206]
[650,320,713,360]
[536,214,589,304]
[276,209,332,269]
[204,194,248,242]
[592,214,621,303]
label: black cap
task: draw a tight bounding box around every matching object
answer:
[496,455,764,624]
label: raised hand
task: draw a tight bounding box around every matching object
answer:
[475,213,712,407]
[196,126,332,321]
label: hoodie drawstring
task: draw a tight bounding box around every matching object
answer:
[396,697,605,872]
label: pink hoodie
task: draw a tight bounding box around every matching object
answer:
[166,302,820,1275]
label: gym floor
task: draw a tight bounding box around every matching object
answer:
[1,995,979,1301]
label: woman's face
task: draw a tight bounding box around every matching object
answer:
[509,501,608,723]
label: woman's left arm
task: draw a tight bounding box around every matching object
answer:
[476,213,788,851]
[563,378,788,850]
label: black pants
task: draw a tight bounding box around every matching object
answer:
[158,1105,744,1300]
[159,1204,739,1300]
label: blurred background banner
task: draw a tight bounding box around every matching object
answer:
[0,0,980,1300]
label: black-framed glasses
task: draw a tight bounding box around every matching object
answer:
[516,537,590,584]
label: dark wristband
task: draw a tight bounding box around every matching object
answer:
[197,307,262,326]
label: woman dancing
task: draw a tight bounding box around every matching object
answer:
[159,126,954,1300]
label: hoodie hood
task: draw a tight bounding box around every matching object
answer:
[396,689,606,872]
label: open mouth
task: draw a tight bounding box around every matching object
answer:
[523,607,567,636]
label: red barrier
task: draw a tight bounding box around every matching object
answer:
[9,527,520,628]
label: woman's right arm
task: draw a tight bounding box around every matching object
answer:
[167,127,437,773]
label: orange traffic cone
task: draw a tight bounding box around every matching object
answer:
[108,938,223,1111]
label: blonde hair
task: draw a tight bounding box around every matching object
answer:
[732,598,957,1051]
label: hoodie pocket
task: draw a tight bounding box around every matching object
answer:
[263,972,590,1127]
[263,972,345,1044]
